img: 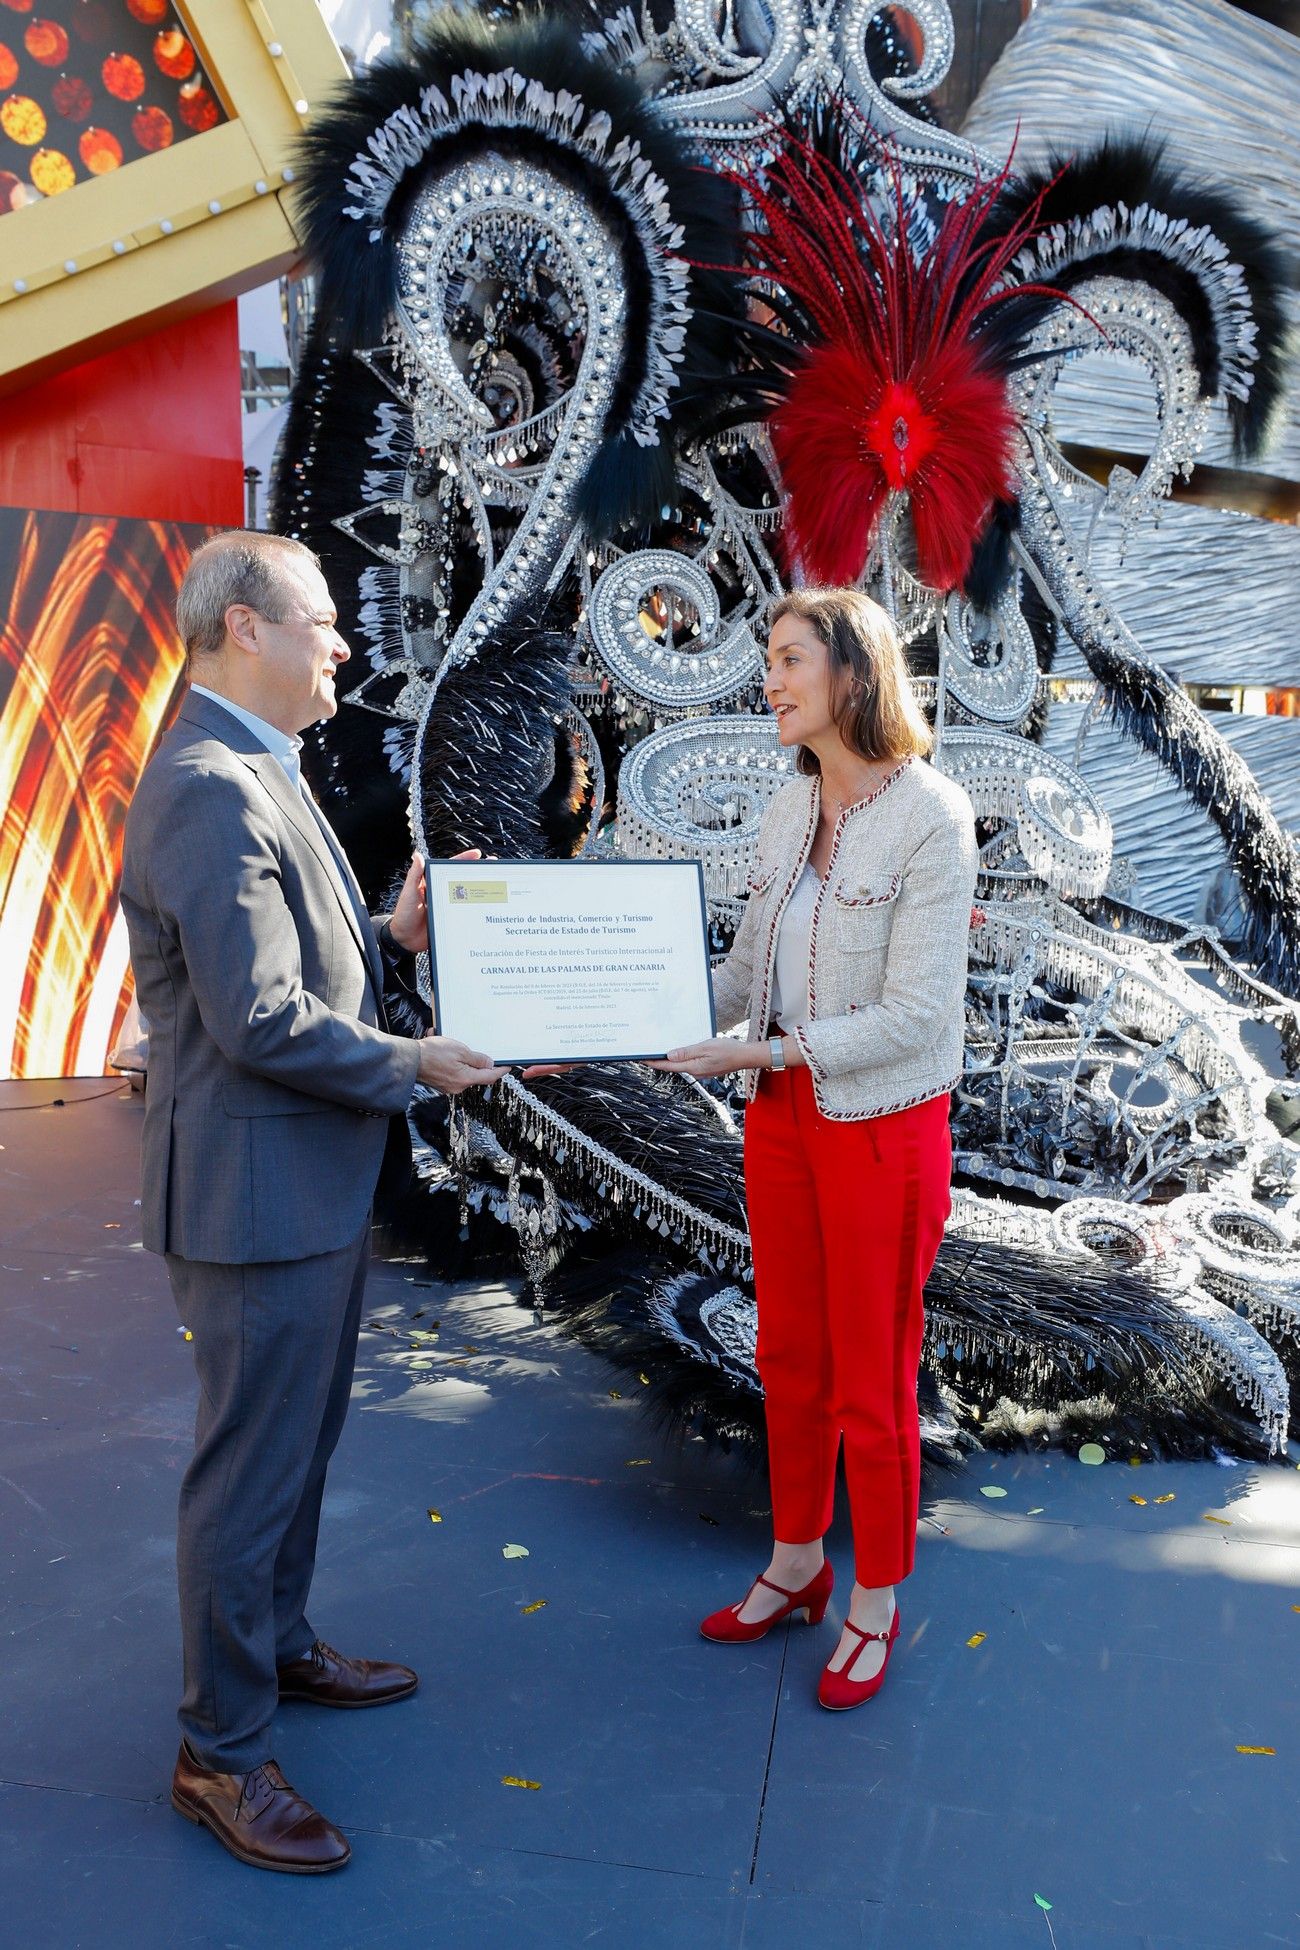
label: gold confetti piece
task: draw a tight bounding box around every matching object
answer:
[501,1776,541,1790]
[184,1330,193,1342]
[1130,1495,1148,1505]
[1203,1513,1231,1525]
[967,1631,987,1648]
[104,1222,120,1229]
[1128,1457,1143,1466]
[638,1372,651,1385]
[979,1485,1007,1498]
[1236,1745,1275,1756]
[1078,1443,1106,1465]
[502,1544,529,1559]
[1291,1605,1300,1614]
[1154,1492,1176,1503]
[427,1509,442,1524]
[626,1458,651,1467]
[521,1600,547,1615]
[608,1390,622,1400]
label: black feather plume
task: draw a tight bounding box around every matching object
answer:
[983,133,1291,460]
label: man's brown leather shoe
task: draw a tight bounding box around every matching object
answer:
[277,1638,419,1708]
[171,1742,350,1874]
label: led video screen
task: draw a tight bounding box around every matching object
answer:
[0,506,201,1078]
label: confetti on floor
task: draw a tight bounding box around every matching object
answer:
[979,1485,1008,1498]
[521,1600,547,1615]
[1026,1507,1044,1515]
[608,1390,622,1400]
[626,1458,651,1467]
[1236,1745,1275,1756]
[967,1631,987,1648]
[427,1510,442,1524]
[1078,1443,1106,1465]
[1202,1513,1232,1525]
[637,1373,651,1385]
[1130,1495,1148,1505]
[502,1544,529,1559]
[501,1776,541,1790]
[1154,1493,1176,1503]
[1034,1895,1052,1912]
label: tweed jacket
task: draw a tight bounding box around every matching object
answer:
[710,757,978,1120]
[120,690,420,1264]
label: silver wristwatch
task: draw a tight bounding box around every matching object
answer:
[768,1034,786,1072]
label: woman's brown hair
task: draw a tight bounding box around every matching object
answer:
[768,587,932,774]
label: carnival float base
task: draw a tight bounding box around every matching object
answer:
[2,1079,1297,1949]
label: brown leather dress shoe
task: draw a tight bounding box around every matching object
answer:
[277,1638,419,1708]
[171,1742,350,1874]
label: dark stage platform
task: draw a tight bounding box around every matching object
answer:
[1,1080,1298,1949]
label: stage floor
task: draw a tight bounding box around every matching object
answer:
[1,1079,1298,1949]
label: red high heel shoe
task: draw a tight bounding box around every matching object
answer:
[817,1604,900,1710]
[699,1560,834,1643]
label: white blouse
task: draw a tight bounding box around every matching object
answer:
[768,863,818,1032]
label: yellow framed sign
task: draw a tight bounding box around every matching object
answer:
[0,0,348,391]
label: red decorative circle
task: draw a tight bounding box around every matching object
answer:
[51,72,93,121]
[131,102,172,150]
[0,0,35,16]
[152,27,193,80]
[177,78,217,132]
[24,17,68,64]
[0,40,15,88]
[101,50,144,100]
[70,1,110,44]
[126,0,168,20]
[78,121,121,171]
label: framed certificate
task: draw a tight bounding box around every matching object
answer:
[424,859,717,1065]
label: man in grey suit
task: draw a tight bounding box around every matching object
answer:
[121,530,501,1874]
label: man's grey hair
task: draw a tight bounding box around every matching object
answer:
[177,531,321,669]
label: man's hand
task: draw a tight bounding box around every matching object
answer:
[389,848,482,954]
[417,1032,505,1095]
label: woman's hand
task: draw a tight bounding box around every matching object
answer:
[649,1037,771,1078]
[388,847,482,954]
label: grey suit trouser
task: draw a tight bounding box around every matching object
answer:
[165,1222,371,1772]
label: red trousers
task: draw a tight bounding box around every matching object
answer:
[744,1069,951,1587]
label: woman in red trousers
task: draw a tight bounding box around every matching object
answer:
[657,587,977,1709]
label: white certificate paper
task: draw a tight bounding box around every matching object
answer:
[424,859,717,1064]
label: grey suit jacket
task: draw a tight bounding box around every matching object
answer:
[120,689,420,1264]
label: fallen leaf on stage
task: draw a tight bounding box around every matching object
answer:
[503,1544,529,1558]
[1026,1507,1044,1515]
[1078,1443,1106,1465]
[1034,1895,1052,1911]
[979,1485,1007,1498]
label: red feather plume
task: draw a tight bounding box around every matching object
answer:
[730,119,1069,592]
